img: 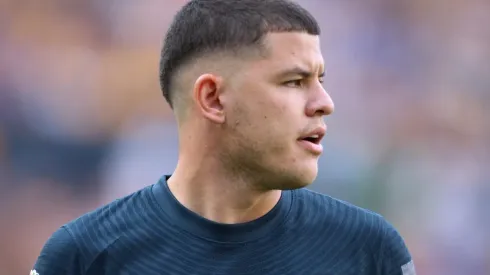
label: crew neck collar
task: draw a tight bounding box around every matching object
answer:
[152,175,294,243]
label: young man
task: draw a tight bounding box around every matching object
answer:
[33,0,415,274]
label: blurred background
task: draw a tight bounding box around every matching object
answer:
[0,0,489,274]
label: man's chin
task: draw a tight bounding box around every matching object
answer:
[277,171,317,190]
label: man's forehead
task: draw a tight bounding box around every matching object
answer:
[264,32,320,46]
[260,32,324,72]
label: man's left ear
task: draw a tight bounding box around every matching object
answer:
[193,73,225,124]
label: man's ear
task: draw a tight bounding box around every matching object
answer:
[193,74,226,124]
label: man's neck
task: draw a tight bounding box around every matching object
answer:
[167,157,282,224]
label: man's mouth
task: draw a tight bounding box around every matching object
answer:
[300,135,322,144]
[297,127,326,155]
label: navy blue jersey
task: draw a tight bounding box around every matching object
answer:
[33,176,414,275]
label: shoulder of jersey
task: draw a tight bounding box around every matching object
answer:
[301,188,379,213]
[300,188,385,225]
[65,185,154,234]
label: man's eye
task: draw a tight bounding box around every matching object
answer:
[284,79,303,87]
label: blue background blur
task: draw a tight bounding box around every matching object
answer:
[0,0,489,274]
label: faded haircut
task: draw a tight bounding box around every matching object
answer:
[159,0,320,108]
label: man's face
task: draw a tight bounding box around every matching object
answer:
[221,32,334,190]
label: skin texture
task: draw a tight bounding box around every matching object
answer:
[168,32,334,224]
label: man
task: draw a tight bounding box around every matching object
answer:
[33,0,415,274]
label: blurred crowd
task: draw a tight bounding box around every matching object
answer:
[0,0,489,274]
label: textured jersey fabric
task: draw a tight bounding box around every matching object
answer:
[33,176,414,275]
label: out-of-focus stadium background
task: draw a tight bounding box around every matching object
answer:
[0,0,489,274]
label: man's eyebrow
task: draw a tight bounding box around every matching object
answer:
[277,66,325,78]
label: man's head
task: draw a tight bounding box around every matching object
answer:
[160,0,334,190]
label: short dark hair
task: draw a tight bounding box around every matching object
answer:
[159,0,320,108]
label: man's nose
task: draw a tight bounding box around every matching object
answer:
[305,87,334,117]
